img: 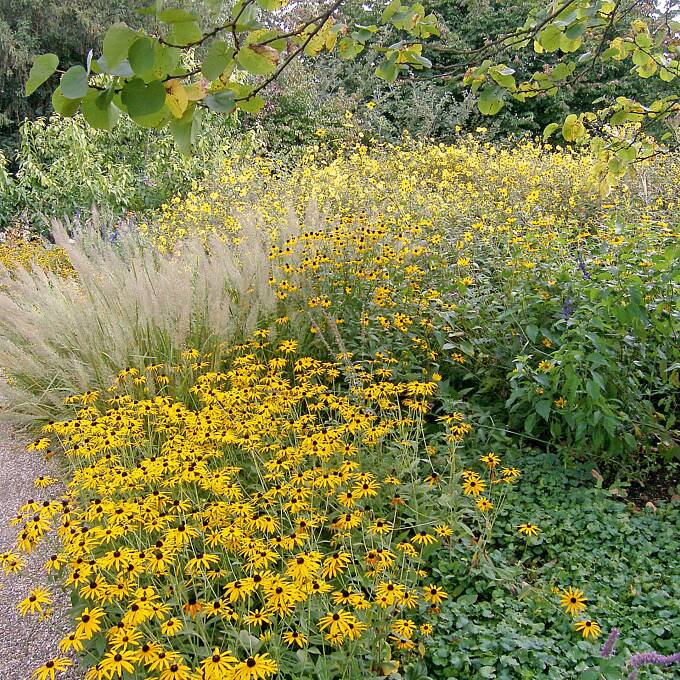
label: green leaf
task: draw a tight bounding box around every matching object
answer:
[539,25,562,52]
[26,54,59,96]
[489,65,516,89]
[543,122,560,140]
[128,37,156,75]
[236,46,278,76]
[167,21,203,46]
[339,37,364,60]
[234,3,260,31]
[565,20,587,40]
[376,55,399,83]
[169,108,197,155]
[51,86,81,117]
[659,66,676,82]
[238,96,265,113]
[202,41,235,80]
[121,78,166,118]
[381,0,402,23]
[560,34,582,53]
[159,8,198,23]
[477,86,505,115]
[205,90,236,113]
[552,62,575,80]
[536,400,552,421]
[103,22,137,69]
[82,89,120,130]
[60,66,89,99]
[256,0,284,8]
[562,113,584,142]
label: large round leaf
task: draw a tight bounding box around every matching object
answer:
[82,89,120,130]
[121,79,167,118]
[60,66,89,99]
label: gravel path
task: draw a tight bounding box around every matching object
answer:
[0,421,81,680]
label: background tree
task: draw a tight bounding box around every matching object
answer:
[0,0,148,154]
[14,0,680,188]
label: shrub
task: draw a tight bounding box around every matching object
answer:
[2,111,241,233]
[152,139,680,478]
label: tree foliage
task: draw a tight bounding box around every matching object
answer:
[0,0,150,151]
[18,0,680,188]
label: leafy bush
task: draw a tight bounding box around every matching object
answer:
[154,138,680,479]
[2,111,242,233]
[425,452,680,679]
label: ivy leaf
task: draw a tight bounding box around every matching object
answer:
[103,22,137,69]
[60,66,89,99]
[26,53,59,96]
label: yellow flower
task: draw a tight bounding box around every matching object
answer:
[517,523,540,537]
[575,619,601,638]
[230,653,278,680]
[560,587,587,616]
[32,658,71,680]
[463,477,486,496]
[282,630,308,648]
[423,585,448,605]
[18,587,52,616]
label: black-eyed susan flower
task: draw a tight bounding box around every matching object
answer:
[282,630,308,648]
[575,619,601,638]
[200,648,237,679]
[463,476,486,496]
[230,652,278,680]
[75,607,105,639]
[423,585,448,605]
[100,649,136,677]
[32,657,71,680]
[517,523,541,537]
[18,587,52,616]
[560,587,587,616]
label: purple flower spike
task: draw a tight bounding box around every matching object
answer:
[627,650,680,679]
[600,628,620,658]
